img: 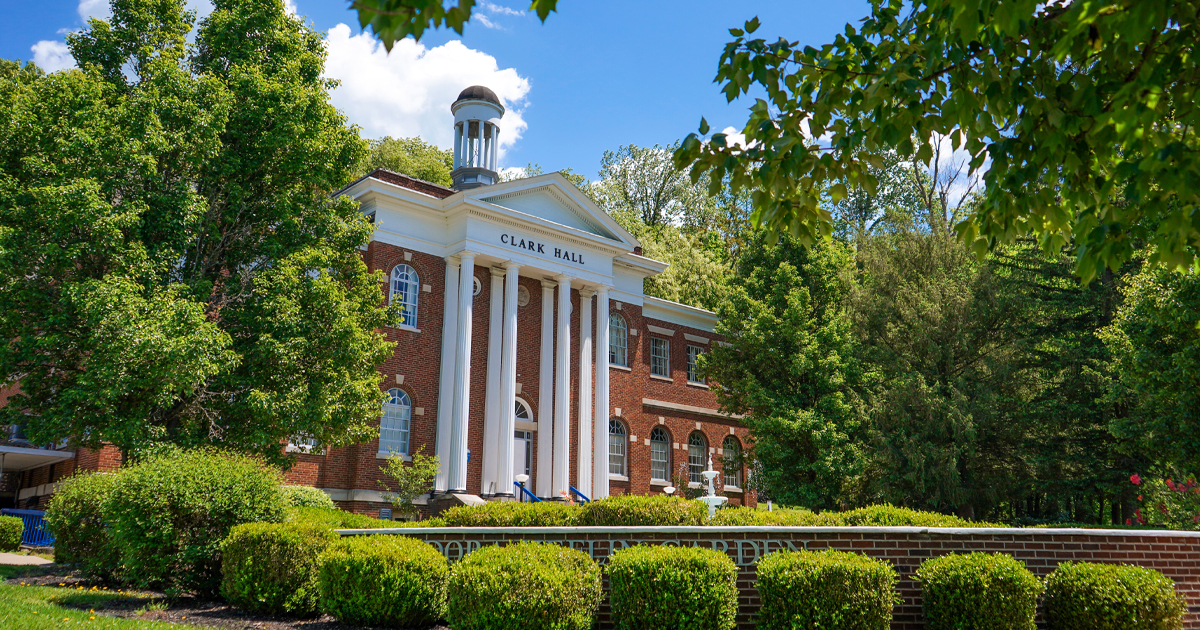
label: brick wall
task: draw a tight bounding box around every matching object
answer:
[350,526,1200,629]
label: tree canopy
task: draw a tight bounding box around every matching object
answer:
[674,1,1199,283]
[0,0,393,462]
[357,136,454,187]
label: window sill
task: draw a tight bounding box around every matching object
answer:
[394,325,421,333]
[649,479,670,486]
[649,374,673,383]
[609,364,632,372]
[724,486,743,493]
[376,452,412,461]
[608,474,630,482]
[687,482,702,489]
[686,381,709,389]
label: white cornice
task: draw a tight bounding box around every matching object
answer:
[643,296,718,332]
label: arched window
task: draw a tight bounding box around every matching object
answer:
[609,313,628,367]
[723,436,743,488]
[515,399,532,421]
[608,419,627,477]
[380,388,411,455]
[391,265,420,327]
[688,432,708,483]
[650,426,671,481]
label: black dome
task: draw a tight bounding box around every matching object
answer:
[454,85,503,109]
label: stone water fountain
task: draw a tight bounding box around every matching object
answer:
[696,454,728,519]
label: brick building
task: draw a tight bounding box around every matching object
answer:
[0,86,752,515]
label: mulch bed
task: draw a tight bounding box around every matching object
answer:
[6,566,450,630]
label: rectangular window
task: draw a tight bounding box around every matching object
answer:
[686,345,705,384]
[650,337,670,377]
[609,433,626,476]
[650,441,669,481]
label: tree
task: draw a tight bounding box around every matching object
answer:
[701,234,869,508]
[379,446,439,518]
[1101,263,1200,473]
[675,3,1200,282]
[352,0,559,50]
[592,142,717,229]
[357,136,454,187]
[0,0,393,463]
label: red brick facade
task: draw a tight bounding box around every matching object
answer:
[370,526,1200,630]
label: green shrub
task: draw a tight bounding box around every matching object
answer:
[837,504,1000,528]
[0,515,22,552]
[318,535,448,627]
[441,500,581,527]
[44,472,121,579]
[756,549,898,630]
[447,542,602,630]
[288,506,392,529]
[711,506,836,526]
[916,553,1043,630]
[1044,562,1185,630]
[105,447,288,597]
[607,545,738,630]
[581,495,705,526]
[220,522,336,615]
[281,485,336,509]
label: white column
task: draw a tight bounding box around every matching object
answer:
[536,278,556,498]
[576,288,594,497]
[483,124,492,171]
[593,286,611,498]
[434,256,460,493]
[553,275,572,498]
[480,267,505,495]
[448,252,476,493]
[491,126,499,170]
[453,123,462,169]
[496,262,520,496]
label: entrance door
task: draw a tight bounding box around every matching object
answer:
[513,430,533,492]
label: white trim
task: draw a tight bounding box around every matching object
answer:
[608,474,629,482]
[650,479,670,487]
[687,381,710,389]
[684,333,710,344]
[609,364,632,372]
[395,324,421,333]
[643,296,718,332]
[642,398,744,420]
[646,325,675,337]
[337,525,1200,537]
[649,374,674,383]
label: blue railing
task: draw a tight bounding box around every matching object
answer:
[1,509,53,547]
[569,486,590,503]
[513,481,542,502]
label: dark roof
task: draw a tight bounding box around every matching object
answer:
[367,168,456,199]
[454,85,503,110]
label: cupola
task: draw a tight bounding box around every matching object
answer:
[451,85,504,190]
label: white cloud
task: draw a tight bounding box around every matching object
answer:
[31,40,77,73]
[323,24,531,163]
[475,13,501,30]
[283,0,297,16]
[719,126,748,149]
[480,2,524,17]
[77,0,110,22]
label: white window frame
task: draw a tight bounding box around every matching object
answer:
[390,265,420,328]
[723,436,742,488]
[608,419,627,476]
[686,345,705,384]
[651,337,670,377]
[609,313,629,367]
[650,426,670,481]
[688,432,707,484]
[380,388,412,455]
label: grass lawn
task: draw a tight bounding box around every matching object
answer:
[0,566,190,630]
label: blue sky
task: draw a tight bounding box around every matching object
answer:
[0,0,871,179]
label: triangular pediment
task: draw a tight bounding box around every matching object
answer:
[474,173,633,245]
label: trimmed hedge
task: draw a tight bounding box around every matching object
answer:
[1044,562,1185,630]
[44,472,121,579]
[221,522,337,615]
[916,553,1043,630]
[441,500,580,527]
[581,495,705,526]
[288,506,401,529]
[281,485,336,510]
[447,542,602,630]
[711,506,835,526]
[607,545,738,630]
[756,550,898,630]
[0,515,22,552]
[837,504,1000,528]
[105,447,289,596]
[318,535,448,627]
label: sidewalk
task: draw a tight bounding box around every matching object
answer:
[0,552,52,565]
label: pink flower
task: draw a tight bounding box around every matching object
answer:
[1167,479,1176,491]
[1137,495,1143,502]
[1131,474,1142,486]
[1126,518,1132,525]
[1194,513,1200,524]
